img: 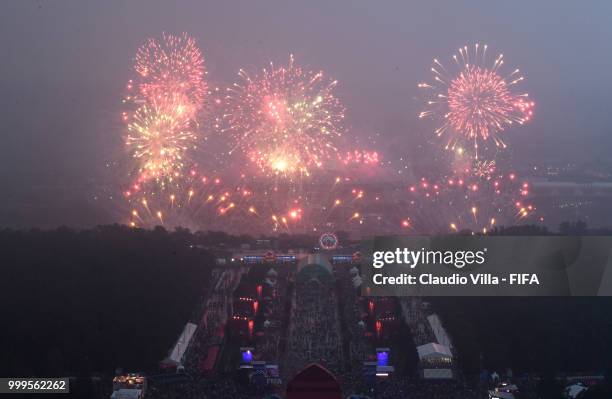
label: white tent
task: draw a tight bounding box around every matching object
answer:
[488,390,515,399]
[416,342,453,361]
[167,322,198,364]
[110,389,142,399]
[427,314,453,350]
[565,383,588,399]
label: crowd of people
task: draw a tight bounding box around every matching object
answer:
[252,267,290,364]
[334,262,373,386]
[282,276,344,380]
[147,373,263,399]
[145,259,549,399]
[400,297,438,347]
[184,268,245,372]
[370,376,480,399]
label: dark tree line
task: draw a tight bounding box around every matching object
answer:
[0,225,215,377]
[433,296,612,374]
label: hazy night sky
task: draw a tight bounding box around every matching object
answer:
[0,1,611,227]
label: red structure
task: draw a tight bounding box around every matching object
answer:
[200,345,220,373]
[376,320,383,338]
[287,363,341,399]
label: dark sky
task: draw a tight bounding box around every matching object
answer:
[0,1,611,226]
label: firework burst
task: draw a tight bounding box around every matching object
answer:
[125,99,196,187]
[224,55,346,179]
[131,33,207,117]
[418,44,534,158]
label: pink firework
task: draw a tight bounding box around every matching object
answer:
[419,44,534,158]
[133,33,206,116]
[224,55,346,179]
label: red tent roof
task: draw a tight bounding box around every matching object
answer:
[287,363,341,399]
[200,345,220,372]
